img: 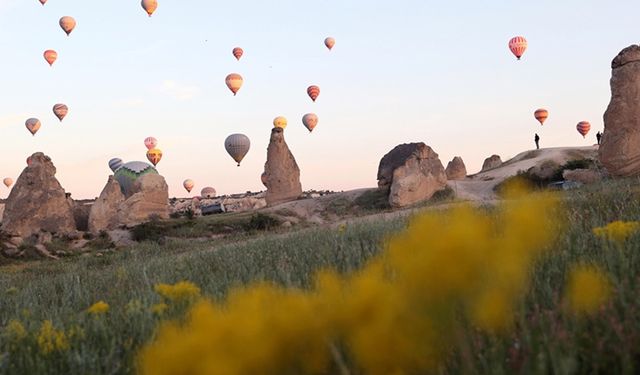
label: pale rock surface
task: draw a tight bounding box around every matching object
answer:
[445,156,467,180]
[600,45,640,177]
[562,169,603,184]
[481,155,502,171]
[116,174,169,227]
[263,127,302,206]
[88,176,125,233]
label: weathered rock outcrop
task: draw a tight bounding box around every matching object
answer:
[88,176,125,233]
[528,160,561,180]
[263,127,302,206]
[117,174,169,227]
[599,45,640,177]
[481,155,502,171]
[563,169,603,184]
[377,143,447,208]
[445,156,467,180]
[1,153,76,237]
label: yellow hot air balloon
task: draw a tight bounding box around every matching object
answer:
[225,73,243,96]
[183,179,195,193]
[59,16,76,36]
[273,116,287,129]
[3,178,13,188]
[146,148,163,166]
[141,0,158,17]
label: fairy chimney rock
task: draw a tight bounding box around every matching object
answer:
[263,127,302,206]
[481,155,502,171]
[445,156,467,180]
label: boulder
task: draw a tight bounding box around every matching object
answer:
[377,143,447,208]
[600,45,640,177]
[481,155,502,171]
[116,173,169,227]
[0,153,76,237]
[263,127,303,206]
[445,156,467,180]
[563,169,603,184]
[88,176,125,233]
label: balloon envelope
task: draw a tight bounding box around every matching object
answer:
[302,113,319,132]
[324,37,336,50]
[108,158,124,172]
[201,187,216,198]
[114,161,158,197]
[3,178,13,188]
[39,0,47,5]
[146,148,163,166]
[144,137,158,150]
[307,85,320,102]
[44,50,57,66]
[577,121,591,138]
[225,134,250,166]
[232,47,244,61]
[25,118,41,136]
[59,16,76,36]
[183,179,195,193]
[273,116,287,129]
[225,73,243,96]
[141,0,158,16]
[509,36,528,60]
[534,109,548,126]
[53,104,69,121]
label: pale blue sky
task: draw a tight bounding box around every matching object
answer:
[1,0,638,198]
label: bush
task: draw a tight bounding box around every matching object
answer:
[354,189,390,211]
[243,213,280,231]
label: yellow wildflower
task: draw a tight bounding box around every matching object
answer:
[87,301,110,315]
[5,319,27,341]
[593,220,640,245]
[37,320,68,355]
[151,303,169,315]
[337,224,347,234]
[566,265,611,315]
[155,281,201,303]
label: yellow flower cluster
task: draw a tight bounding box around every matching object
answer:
[593,220,640,245]
[87,301,110,315]
[154,281,201,303]
[4,319,27,342]
[37,320,68,355]
[138,189,560,375]
[566,265,611,315]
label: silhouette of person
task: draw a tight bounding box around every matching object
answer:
[534,133,540,150]
[596,131,602,145]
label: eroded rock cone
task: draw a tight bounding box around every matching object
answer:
[1,152,75,237]
[263,127,302,206]
[445,156,467,180]
[600,45,640,177]
[481,155,502,171]
[88,176,125,233]
[377,143,447,208]
[116,174,169,227]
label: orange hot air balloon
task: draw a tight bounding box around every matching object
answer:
[44,50,57,66]
[509,36,528,60]
[324,37,336,50]
[225,73,243,96]
[576,121,591,138]
[141,0,158,17]
[302,113,319,132]
[534,109,548,126]
[53,104,69,121]
[25,118,41,136]
[144,137,158,150]
[59,16,76,36]
[307,85,320,102]
[183,179,195,193]
[3,178,13,188]
[146,148,163,166]
[232,47,244,61]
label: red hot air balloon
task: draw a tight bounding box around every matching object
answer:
[59,16,76,36]
[144,137,158,150]
[44,50,57,66]
[141,0,158,17]
[534,109,548,126]
[53,104,69,122]
[307,85,320,102]
[576,121,591,138]
[232,47,244,61]
[508,36,528,60]
[324,37,336,50]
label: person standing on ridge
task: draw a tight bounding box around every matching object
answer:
[596,131,602,145]
[534,133,540,150]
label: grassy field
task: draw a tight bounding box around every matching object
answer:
[2,178,640,374]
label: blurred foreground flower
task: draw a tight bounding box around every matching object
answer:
[593,220,640,245]
[37,320,68,355]
[87,301,110,315]
[4,319,27,342]
[155,281,201,303]
[566,265,611,315]
[151,303,169,315]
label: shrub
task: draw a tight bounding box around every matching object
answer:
[243,213,280,231]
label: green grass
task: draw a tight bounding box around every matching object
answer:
[3,178,640,373]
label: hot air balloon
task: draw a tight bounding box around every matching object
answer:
[225,134,250,166]
[39,0,47,5]
[509,36,528,60]
[260,172,268,187]
[26,156,32,166]
[53,104,69,122]
[108,158,124,172]
[25,118,41,136]
[44,50,57,66]
[307,85,320,102]
[232,47,244,61]
[3,178,13,188]
[146,148,163,166]
[577,121,591,138]
[225,73,243,96]
[183,179,195,193]
[59,16,76,36]
[324,37,336,50]
[144,137,158,150]
[141,0,158,17]
[534,109,548,126]
[201,187,216,198]
[273,116,287,129]
[114,161,158,197]
[302,113,319,132]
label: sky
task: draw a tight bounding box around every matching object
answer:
[1,0,639,199]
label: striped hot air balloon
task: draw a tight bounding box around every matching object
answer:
[324,37,336,50]
[232,47,244,61]
[53,104,69,121]
[577,121,591,138]
[183,179,195,193]
[225,73,243,96]
[108,158,124,172]
[201,187,216,198]
[141,0,158,17]
[225,134,250,166]
[44,50,57,66]
[25,118,41,136]
[302,113,319,132]
[307,85,320,102]
[509,36,528,60]
[59,16,76,36]
[534,109,548,126]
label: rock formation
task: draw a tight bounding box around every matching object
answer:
[377,143,447,208]
[1,152,76,237]
[481,155,502,171]
[88,176,125,233]
[263,127,302,206]
[599,45,640,177]
[563,169,603,184]
[445,156,467,180]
